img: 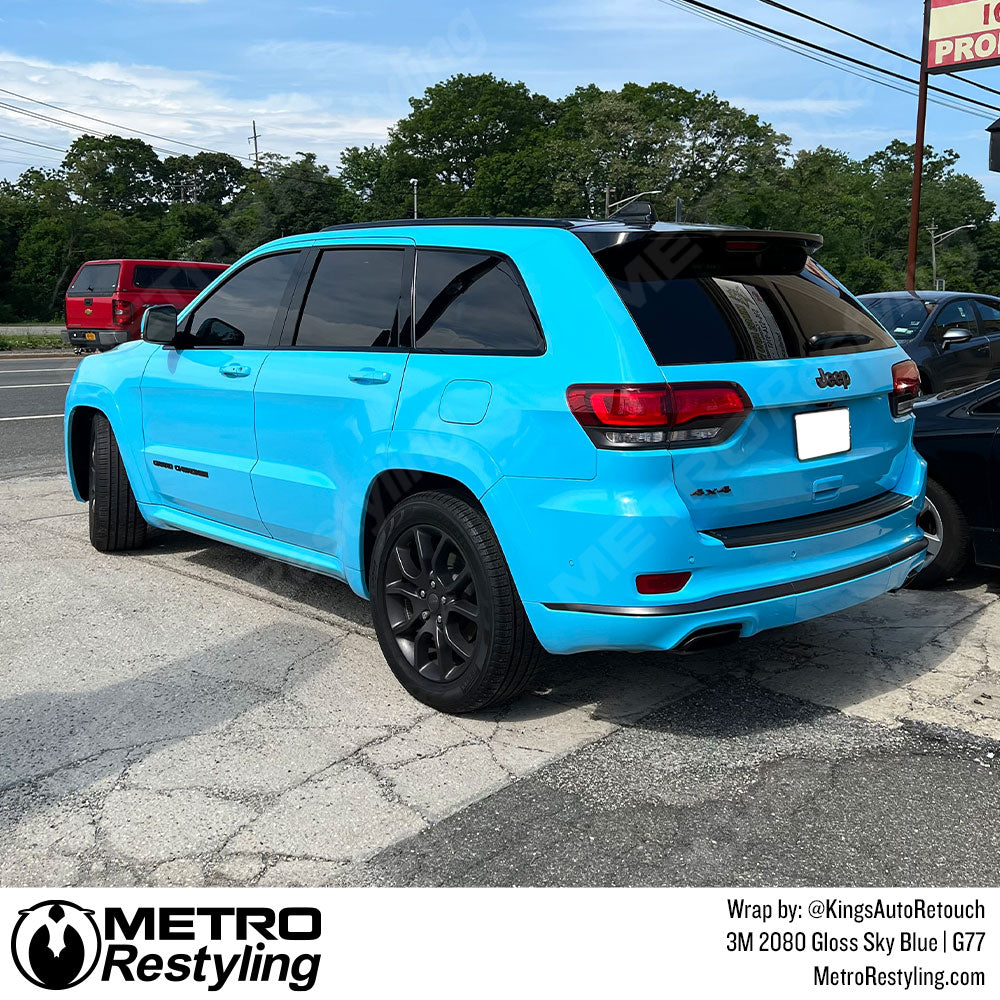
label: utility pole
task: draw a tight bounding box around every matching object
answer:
[906,0,932,294]
[249,120,261,172]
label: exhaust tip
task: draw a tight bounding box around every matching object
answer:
[675,623,743,654]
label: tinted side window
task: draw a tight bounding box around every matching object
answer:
[295,248,404,349]
[186,252,298,348]
[187,268,224,291]
[414,250,543,353]
[132,265,223,291]
[67,263,120,297]
[931,300,977,341]
[977,300,1000,336]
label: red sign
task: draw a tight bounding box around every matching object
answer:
[929,0,1000,72]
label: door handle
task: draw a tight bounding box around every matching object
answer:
[220,363,252,378]
[348,368,392,385]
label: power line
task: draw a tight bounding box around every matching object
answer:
[0,86,250,162]
[660,0,1000,120]
[659,0,987,123]
[0,132,67,153]
[756,0,1000,104]
[0,101,184,158]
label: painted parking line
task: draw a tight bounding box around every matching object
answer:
[0,367,79,373]
[0,383,72,389]
[0,413,63,421]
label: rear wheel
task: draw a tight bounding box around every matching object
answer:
[88,412,149,552]
[909,478,970,588]
[370,490,542,713]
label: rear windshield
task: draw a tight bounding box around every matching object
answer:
[587,236,897,365]
[860,296,933,340]
[67,263,120,297]
[131,264,222,291]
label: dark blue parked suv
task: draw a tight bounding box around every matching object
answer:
[860,290,1000,394]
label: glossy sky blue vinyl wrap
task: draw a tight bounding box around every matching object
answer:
[65,224,927,654]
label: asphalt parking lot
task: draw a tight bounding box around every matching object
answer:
[1,351,999,887]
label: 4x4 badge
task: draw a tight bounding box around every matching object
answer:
[815,368,851,389]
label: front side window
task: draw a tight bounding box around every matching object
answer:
[414,250,543,353]
[67,263,120,297]
[931,300,977,342]
[186,252,299,348]
[295,248,404,349]
[976,300,1000,336]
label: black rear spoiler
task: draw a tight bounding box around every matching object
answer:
[577,228,824,280]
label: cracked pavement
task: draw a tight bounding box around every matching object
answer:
[2,475,999,887]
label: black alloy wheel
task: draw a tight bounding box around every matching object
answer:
[370,491,543,713]
[383,524,482,683]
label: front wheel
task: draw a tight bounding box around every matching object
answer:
[370,491,542,713]
[909,478,970,588]
[88,412,149,552]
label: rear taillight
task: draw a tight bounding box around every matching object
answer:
[566,383,751,449]
[890,360,921,417]
[112,298,133,328]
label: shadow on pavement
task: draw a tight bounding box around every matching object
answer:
[125,528,995,740]
[0,625,332,835]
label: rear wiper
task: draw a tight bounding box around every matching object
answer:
[808,332,873,350]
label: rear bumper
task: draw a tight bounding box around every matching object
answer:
[525,539,926,654]
[483,443,927,655]
[62,329,128,348]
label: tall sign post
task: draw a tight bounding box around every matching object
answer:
[908,0,1000,292]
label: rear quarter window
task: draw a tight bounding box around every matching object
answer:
[413,249,543,354]
[67,263,120,297]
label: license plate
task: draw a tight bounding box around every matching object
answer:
[795,408,851,461]
[85,332,96,341]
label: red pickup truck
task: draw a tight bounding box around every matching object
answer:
[63,258,228,351]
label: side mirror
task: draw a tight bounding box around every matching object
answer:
[141,304,180,345]
[942,328,973,349]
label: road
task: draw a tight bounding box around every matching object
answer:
[1,358,998,887]
[0,354,80,478]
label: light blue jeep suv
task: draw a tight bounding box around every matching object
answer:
[64,217,927,712]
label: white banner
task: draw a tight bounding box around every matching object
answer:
[0,888,994,997]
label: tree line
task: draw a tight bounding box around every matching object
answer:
[0,72,996,322]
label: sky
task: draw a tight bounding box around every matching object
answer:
[1,0,999,210]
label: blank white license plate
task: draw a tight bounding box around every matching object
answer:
[794,408,851,461]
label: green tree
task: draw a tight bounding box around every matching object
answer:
[61,135,165,214]
[162,152,249,208]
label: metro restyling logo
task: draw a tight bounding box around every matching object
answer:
[11,903,321,991]
[12,900,102,989]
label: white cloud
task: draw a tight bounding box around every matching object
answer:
[0,49,396,179]
[730,97,867,116]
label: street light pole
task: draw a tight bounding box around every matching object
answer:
[929,221,938,290]
[410,178,418,220]
[926,220,976,290]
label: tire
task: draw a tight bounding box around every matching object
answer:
[370,490,543,713]
[909,478,970,588]
[88,412,149,552]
